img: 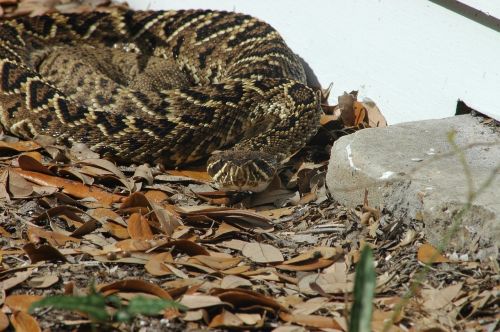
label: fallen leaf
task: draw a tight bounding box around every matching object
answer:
[22,243,67,263]
[5,294,43,312]
[0,140,40,152]
[279,312,343,329]
[0,311,8,331]
[27,275,59,289]
[10,311,41,332]
[145,252,174,276]
[0,269,34,291]
[98,279,172,300]
[423,283,463,310]
[220,275,252,289]
[127,213,154,240]
[276,258,334,272]
[7,168,33,198]
[209,309,244,328]
[13,169,123,206]
[242,242,284,263]
[179,294,224,310]
[417,243,449,264]
[211,288,285,312]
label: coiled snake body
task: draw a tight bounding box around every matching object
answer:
[0,10,321,191]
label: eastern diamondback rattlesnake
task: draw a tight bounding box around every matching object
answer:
[0,9,321,191]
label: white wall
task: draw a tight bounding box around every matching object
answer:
[127,0,500,125]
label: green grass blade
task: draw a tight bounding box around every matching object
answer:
[349,245,376,332]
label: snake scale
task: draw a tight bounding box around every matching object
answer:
[0,9,321,191]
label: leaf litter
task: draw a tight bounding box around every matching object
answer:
[0,1,498,331]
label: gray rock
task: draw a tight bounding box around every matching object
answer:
[326,114,500,255]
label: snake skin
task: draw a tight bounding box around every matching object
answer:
[0,10,321,191]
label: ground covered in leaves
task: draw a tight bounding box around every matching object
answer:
[0,1,499,331]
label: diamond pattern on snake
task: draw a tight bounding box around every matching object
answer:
[0,10,321,192]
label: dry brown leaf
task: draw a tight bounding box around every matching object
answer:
[212,288,285,312]
[159,240,210,256]
[27,225,80,247]
[98,279,172,300]
[7,168,33,198]
[417,243,449,264]
[179,294,224,310]
[282,246,340,264]
[276,258,334,272]
[88,207,126,224]
[27,275,59,289]
[221,265,251,275]
[0,311,8,331]
[165,168,212,182]
[17,155,53,175]
[279,312,343,329]
[144,190,169,204]
[423,283,463,310]
[115,238,165,252]
[220,275,252,289]
[0,269,34,291]
[145,252,174,276]
[102,221,129,239]
[22,243,67,263]
[208,309,244,328]
[178,207,273,231]
[13,169,123,206]
[9,311,41,332]
[5,294,43,312]
[190,255,241,270]
[0,140,40,153]
[242,242,284,263]
[127,213,154,240]
[256,207,295,219]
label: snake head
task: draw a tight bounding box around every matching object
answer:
[207,151,278,192]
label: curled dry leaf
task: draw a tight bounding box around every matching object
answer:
[133,164,154,185]
[10,311,41,332]
[178,207,273,231]
[5,294,43,312]
[276,258,334,272]
[242,242,284,263]
[211,288,285,312]
[159,240,210,256]
[98,279,172,300]
[13,169,123,206]
[17,154,53,175]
